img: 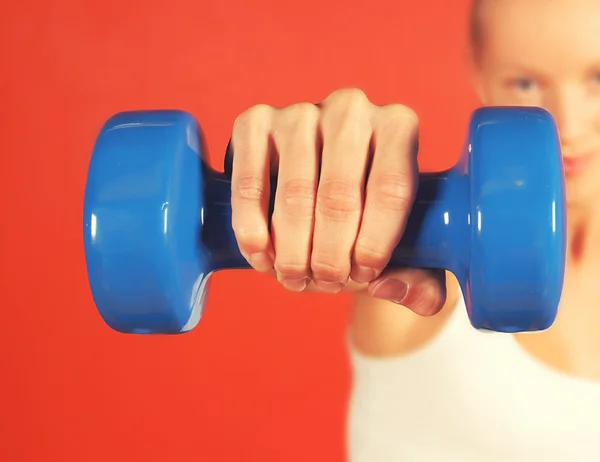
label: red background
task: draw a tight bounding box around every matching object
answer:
[0,1,478,460]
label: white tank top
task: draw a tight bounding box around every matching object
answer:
[346,294,600,462]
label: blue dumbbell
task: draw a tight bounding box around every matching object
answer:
[83,106,566,335]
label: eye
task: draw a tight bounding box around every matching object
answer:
[511,78,537,91]
[589,72,600,92]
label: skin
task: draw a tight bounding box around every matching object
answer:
[229,0,600,380]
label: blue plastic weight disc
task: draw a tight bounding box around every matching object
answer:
[83,110,210,334]
[464,107,566,332]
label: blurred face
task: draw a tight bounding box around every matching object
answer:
[473,0,600,206]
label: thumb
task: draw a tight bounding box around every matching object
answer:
[367,267,447,317]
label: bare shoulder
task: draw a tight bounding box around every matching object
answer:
[349,271,461,357]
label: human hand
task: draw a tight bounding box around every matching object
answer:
[228,88,446,316]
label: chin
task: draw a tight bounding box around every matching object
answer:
[564,176,600,208]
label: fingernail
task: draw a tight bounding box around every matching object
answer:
[350,265,376,283]
[249,252,274,272]
[316,281,344,293]
[282,278,309,292]
[371,278,409,304]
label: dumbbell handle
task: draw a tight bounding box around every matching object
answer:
[201,165,466,275]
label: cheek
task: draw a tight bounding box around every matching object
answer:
[595,109,600,137]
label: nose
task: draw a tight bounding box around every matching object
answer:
[546,85,592,149]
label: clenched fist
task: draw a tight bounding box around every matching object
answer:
[227,88,446,316]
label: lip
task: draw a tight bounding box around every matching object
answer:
[562,151,596,175]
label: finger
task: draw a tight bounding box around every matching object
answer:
[350,104,419,283]
[367,267,447,316]
[311,89,374,293]
[230,104,276,272]
[270,103,321,292]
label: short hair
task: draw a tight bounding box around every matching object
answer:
[468,0,484,63]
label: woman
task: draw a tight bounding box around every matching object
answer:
[227,0,600,460]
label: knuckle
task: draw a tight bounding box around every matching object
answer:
[316,180,362,220]
[232,227,268,255]
[233,104,273,135]
[375,104,419,136]
[274,261,309,280]
[380,103,419,125]
[274,103,320,145]
[410,278,446,316]
[353,237,391,268]
[328,88,369,107]
[397,104,419,126]
[368,172,414,211]
[311,260,347,282]
[339,88,369,111]
[233,175,266,203]
[277,178,316,218]
[280,102,321,125]
[322,88,372,129]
